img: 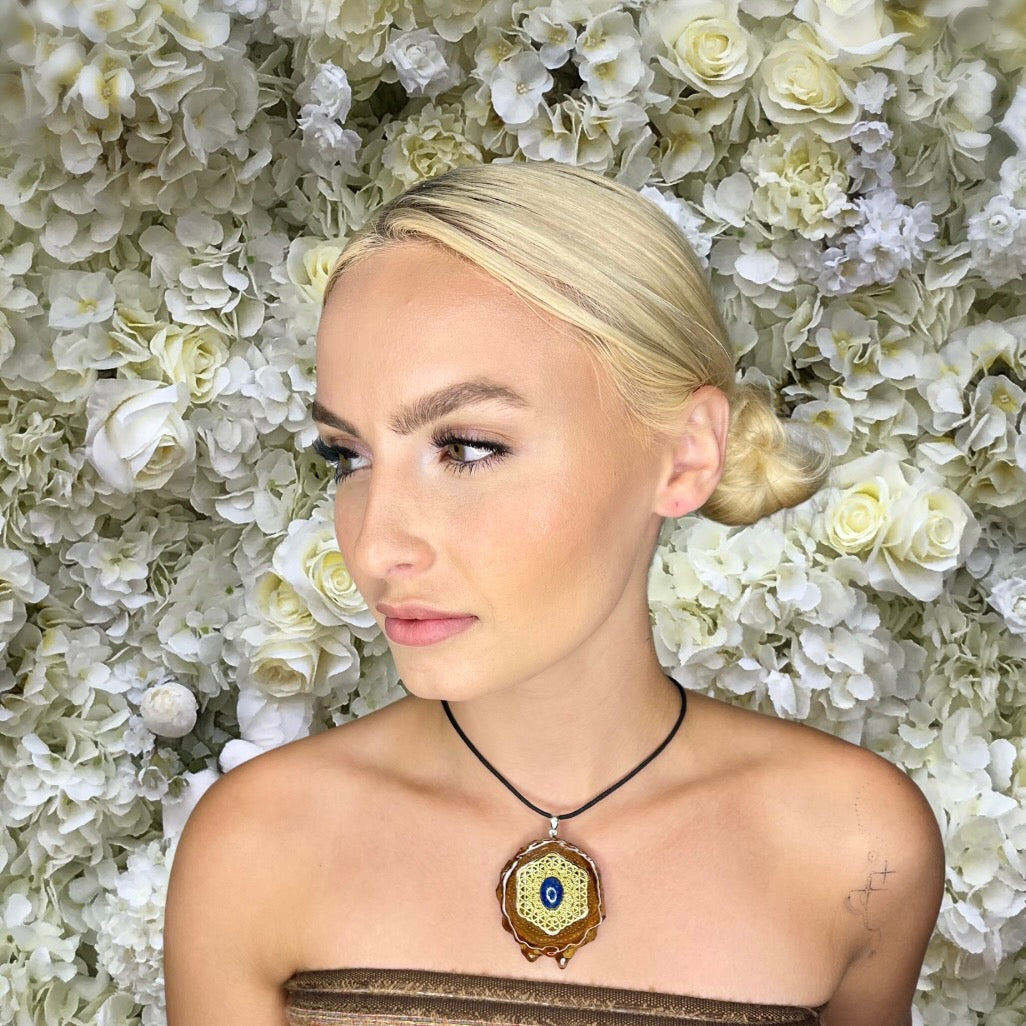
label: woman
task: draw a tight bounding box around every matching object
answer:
[163,161,944,1026]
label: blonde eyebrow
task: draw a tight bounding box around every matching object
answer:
[311,378,531,439]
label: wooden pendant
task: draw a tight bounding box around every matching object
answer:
[495,834,606,968]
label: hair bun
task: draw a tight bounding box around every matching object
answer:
[701,384,831,526]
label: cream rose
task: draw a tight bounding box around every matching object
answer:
[756,27,859,142]
[85,379,195,492]
[249,635,319,698]
[148,323,230,402]
[286,238,345,304]
[252,572,320,637]
[272,516,376,630]
[823,478,891,554]
[643,0,761,98]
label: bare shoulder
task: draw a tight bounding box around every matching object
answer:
[163,695,421,1023]
[689,692,944,1020]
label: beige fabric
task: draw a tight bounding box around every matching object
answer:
[284,967,826,1025]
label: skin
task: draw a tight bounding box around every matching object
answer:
[162,240,944,1026]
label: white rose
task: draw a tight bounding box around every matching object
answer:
[140,681,198,738]
[756,27,859,142]
[823,477,891,554]
[793,0,910,67]
[249,635,319,698]
[643,0,761,98]
[272,516,377,630]
[251,572,320,637]
[986,575,1026,636]
[870,481,979,602]
[85,379,195,492]
[385,27,462,99]
[148,324,230,403]
[286,238,345,304]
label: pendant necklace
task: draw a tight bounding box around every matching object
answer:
[440,674,687,969]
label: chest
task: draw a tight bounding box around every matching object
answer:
[289,784,845,1007]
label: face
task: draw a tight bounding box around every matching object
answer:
[313,241,670,701]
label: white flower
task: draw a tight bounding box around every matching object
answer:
[853,70,896,114]
[999,82,1026,153]
[756,26,860,142]
[85,378,195,492]
[987,575,1026,637]
[385,27,462,99]
[247,635,320,698]
[271,514,377,632]
[820,452,980,601]
[286,237,346,304]
[793,0,910,67]
[139,681,198,738]
[71,48,135,123]
[490,51,553,125]
[0,547,49,647]
[162,768,219,846]
[639,185,714,261]
[379,101,483,187]
[303,61,353,121]
[742,128,859,240]
[641,0,762,98]
[522,4,578,69]
[146,323,231,403]
[968,195,1026,254]
[575,10,648,102]
[48,270,115,329]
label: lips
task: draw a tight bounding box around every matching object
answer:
[383,613,477,646]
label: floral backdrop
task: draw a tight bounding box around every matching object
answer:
[1,0,1025,1022]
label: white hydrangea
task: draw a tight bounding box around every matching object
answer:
[0,3,1023,1022]
[83,841,170,1017]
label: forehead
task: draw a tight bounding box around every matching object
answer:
[316,241,605,399]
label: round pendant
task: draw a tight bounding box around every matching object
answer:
[495,835,605,969]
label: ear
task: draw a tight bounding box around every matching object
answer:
[651,386,730,519]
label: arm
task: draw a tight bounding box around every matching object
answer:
[820,760,945,1026]
[163,758,299,1026]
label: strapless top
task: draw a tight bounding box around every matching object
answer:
[283,967,827,1025]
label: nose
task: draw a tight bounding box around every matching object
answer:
[344,462,435,579]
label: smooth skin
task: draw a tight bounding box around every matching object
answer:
[163,241,944,1026]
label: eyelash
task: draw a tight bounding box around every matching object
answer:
[311,431,512,485]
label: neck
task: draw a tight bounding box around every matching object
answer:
[426,652,685,830]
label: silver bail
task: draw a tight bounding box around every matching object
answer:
[549,816,559,838]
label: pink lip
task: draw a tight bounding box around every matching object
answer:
[384,615,477,646]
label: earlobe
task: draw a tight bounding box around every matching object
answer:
[652,387,730,519]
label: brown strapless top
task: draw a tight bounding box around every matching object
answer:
[283,967,827,1025]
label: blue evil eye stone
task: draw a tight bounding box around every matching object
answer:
[540,876,564,909]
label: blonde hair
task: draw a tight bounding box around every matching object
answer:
[322,161,830,526]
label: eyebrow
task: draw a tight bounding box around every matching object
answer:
[311,378,531,439]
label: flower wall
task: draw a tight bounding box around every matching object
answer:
[1,0,1025,1023]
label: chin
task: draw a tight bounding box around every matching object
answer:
[391,660,494,705]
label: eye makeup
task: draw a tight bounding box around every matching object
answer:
[311,430,512,485]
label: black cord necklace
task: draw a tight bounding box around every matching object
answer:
[440,674,687,969]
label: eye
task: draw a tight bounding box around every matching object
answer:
[310,432,511,485]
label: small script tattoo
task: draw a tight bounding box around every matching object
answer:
[844,852,895,936]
